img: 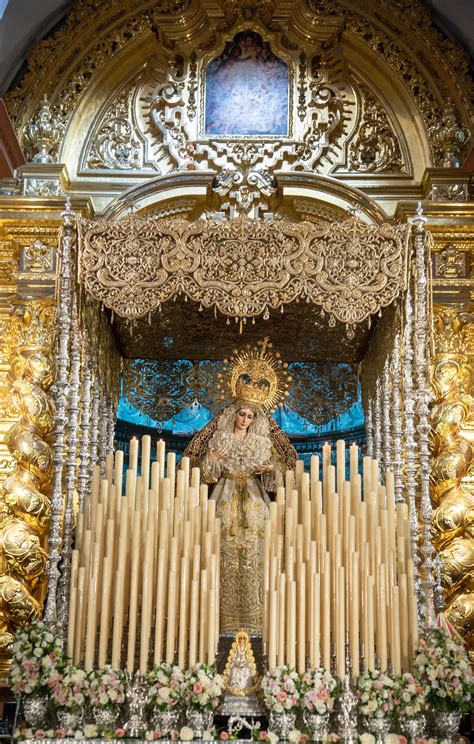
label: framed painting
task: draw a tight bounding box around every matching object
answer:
[204,31,289,137]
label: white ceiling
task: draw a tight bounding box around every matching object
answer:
[0,0,473,96]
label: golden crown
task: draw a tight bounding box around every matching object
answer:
[217,337,291,413]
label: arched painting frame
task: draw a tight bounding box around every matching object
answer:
[204,30,289,137]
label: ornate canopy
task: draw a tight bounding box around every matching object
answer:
[77,212,411,359]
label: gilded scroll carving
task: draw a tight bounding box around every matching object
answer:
[0,300,55,666]
[5,0,472,179]
[434,245,469,279]
[78,214,410,332]
[86,87,145,170]
[306,0,472,159]
[431,306,474,651]
[22,95,64,164]
[348,88,406,173]
[428,100,471,168]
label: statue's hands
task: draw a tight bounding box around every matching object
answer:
[255,461,274,474]
[208,446,228,462]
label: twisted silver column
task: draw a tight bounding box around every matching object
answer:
[382,357,392,475]
[57,294,81,631]
[391,333,404,505]
[411,203,436,627]
[44,198,74,625]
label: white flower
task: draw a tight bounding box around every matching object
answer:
[202,731,214,740]
[288,729,302,742]
[74,730,84,739]
[84,725,98,738]
[180,726,194,741]
[384,735,399,744]
[359,734,375,744]
[268,733,279,744]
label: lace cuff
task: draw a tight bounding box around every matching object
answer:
[200,455,223,484]
[261,465,284,492]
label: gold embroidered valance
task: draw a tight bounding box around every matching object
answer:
[77,214,411,330]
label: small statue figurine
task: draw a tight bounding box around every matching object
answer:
[224,629,260,697]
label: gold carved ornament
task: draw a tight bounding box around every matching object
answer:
[0,300,55,669]
[430,306,474,653]
[217,337,291,413]
[77,215,410,336]
[5,0,471,177]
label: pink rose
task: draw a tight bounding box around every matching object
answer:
[193,682,203,694]
[276,691,288,702]
[220,732,229,740]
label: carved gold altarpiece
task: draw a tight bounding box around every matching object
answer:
[0,0,473,669]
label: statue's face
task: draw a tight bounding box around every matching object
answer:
[234,407,255,433]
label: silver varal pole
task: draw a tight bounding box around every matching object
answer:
[411,202,436,627]
[44,197,74,624]
[57,293,81,630]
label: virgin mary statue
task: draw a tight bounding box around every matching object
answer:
[184,339,297,636]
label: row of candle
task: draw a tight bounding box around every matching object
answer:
[264,441,419,679]
[67,436,220,672]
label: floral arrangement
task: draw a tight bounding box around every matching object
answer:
[88,666,126,710]
[356,669,396,719]
[182,663,225,711]
[9,620,67,696]
[13,726,125,740]
[251,727,279,743]
[51,665,89,710]
[147,663,185,711]
[300,668,340,715]
[392,672,427,717]
[412,628,474,713]
[261,666,302,713]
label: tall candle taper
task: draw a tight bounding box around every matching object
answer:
[129,437,139,473]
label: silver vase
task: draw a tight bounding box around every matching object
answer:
[93,705,120,732]
[23,693,48,728]
[150,707,181,735]
[57,707,84,733]
[431,710,462,741]
[185,707,214,738]
[401,713,426,744]
[302,711,330,741]
[125,672,147,738]
[268,711,297,739]
[365,715,391,744]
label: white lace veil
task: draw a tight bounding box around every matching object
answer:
[216,400,271,439]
